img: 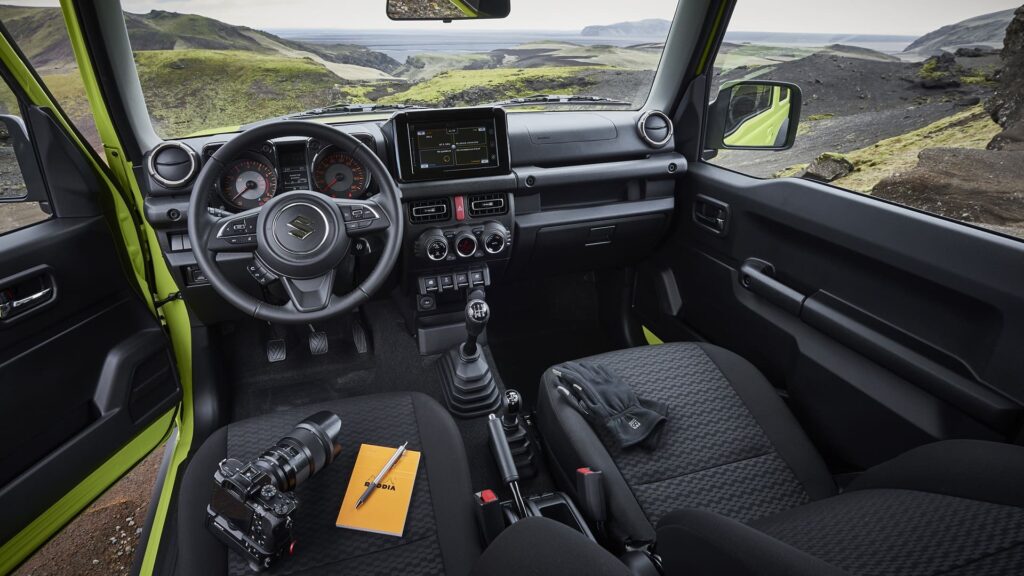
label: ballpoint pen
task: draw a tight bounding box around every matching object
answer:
[355,441,408,509]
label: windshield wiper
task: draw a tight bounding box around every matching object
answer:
[291,103,426,118]
[487,94,634,107]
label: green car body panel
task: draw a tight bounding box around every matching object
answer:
[0,2,194,573]
[723,84,791,147]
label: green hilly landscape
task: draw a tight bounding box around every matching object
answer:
[0,3,1021,241]
[0,5,669,139]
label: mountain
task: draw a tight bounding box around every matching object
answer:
[0,5,401,76]
[904,8,1016,56]
[581,19,672,38]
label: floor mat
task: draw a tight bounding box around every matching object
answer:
[221,300,554,498]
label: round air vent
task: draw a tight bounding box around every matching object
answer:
[637,110,673,148]
[147,141,199,188]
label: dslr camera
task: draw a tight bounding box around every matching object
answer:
[206,411,342,571]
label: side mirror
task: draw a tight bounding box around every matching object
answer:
[0,114,49,204]
[387,0,511,20]
[706,81,802,151]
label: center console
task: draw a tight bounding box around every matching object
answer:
[389,108,516,352]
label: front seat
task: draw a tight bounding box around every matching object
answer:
[174,392,482,576]
[537,342,1024,575]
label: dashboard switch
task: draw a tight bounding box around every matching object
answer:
[454,195,466,221]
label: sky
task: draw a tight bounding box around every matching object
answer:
[7,0,1023,35]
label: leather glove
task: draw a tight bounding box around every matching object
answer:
[553,361,668,450]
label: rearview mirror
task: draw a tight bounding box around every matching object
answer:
[706,81,802,151]
[387,0,511,20]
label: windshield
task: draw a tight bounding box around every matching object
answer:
[115,0,677,138]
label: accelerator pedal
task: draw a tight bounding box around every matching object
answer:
[352,315,370,355]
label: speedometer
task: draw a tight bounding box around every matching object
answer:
[312,147,369,199]
[221,158,277,210]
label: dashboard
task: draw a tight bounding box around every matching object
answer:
[201,135,378,212]
[140,107,684,334]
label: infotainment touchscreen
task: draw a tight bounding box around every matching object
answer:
[411,121,496,170]
[391,108,510,182]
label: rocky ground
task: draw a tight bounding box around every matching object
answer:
[873,148,1024,237]
[14,445,164,576]
[873,5,1024,238]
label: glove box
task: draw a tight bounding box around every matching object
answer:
[514,211,669,274]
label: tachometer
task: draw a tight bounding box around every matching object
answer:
[312,147,369,199]
[221,158,277,210]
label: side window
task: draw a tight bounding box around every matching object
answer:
[0,80,49,235]
[2,5,105,156]
[706,2,1024,240]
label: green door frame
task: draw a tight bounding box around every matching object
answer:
[0,3,193,573]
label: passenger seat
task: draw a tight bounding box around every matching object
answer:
[537,342,1024,575]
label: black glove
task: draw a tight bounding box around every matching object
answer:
[553,361,668,450]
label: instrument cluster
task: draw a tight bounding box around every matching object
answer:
[205,135,376,212]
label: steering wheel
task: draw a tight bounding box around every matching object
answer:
[187,120,403,323]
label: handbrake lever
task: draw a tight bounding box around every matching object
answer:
[488,413,529,519]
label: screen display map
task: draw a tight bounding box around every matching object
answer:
[412,122,495,171]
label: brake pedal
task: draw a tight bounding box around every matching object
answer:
[308,325,329,356]
[266,339,287,363]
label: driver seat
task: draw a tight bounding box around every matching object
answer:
[172,392,482,575]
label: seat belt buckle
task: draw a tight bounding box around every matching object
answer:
[575,467,606,524]
[475,489,506,545]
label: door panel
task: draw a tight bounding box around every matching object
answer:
[0,55,180,565]
[637,163,1024,470]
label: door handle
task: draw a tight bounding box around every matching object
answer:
[0,286,53,320]
[693,194,729,236]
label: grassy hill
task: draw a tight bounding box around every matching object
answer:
[0,5,401,77]
[134,50,342,136]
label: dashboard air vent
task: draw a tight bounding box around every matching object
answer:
[468,193,508,217]
[410,198,451,223]
[637,110,673,148]
[148,141,199,188]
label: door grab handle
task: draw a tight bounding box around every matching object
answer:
[739,259,806,315]
[0,286,53,319]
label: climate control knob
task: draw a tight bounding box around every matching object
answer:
[482,221,510,255]
[415,228,449,262]
[454,229,478,258]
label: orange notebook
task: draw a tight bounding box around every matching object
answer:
[336,444,421,537]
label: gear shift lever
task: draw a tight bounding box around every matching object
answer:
[463,298,489,357]
[437,293,501,417]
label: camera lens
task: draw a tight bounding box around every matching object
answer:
[253,411,342,491]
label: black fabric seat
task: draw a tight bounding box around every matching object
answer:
[537,342,1024,575]
[174,392,482,576]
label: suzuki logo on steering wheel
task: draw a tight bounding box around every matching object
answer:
[287,215,316,240]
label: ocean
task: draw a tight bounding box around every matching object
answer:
[271,29,918,61]
[271,29,662,62]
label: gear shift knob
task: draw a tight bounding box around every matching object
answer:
[463,299,489,356]
[502,389,522,427]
